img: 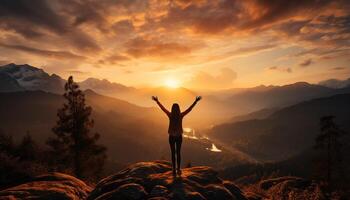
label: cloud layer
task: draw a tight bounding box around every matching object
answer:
[0,0,349,87]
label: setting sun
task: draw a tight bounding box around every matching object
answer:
[165,79,180,88]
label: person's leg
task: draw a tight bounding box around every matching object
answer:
[175,136,183,174]
[168,136,176,174]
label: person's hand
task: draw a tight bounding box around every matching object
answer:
[195,96,202,102]
[152,96,158,102]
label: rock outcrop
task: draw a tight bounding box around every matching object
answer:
[88,160,247,200]
[0,173,91,200]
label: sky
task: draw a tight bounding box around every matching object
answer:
[0,0,349,90]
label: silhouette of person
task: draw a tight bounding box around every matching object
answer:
[152,96,202,176]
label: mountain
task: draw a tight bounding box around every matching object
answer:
[208,93,350,161]
[225,82,341,114]
[0,63,65,94]
[79,77,135,96]
[0,73,24,92]
[0,90,252,168]
[318,77,350,89]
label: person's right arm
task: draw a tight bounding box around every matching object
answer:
[152,96,170,116]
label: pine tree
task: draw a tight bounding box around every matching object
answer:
[47,76,106,179]
[314,115,346,193]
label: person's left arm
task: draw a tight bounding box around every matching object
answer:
[181,96,202,117]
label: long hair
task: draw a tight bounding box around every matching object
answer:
[170,103,181,121]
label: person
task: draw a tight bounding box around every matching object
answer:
[152,96,202,176]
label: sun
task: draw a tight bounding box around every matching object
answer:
[165,79,180,89]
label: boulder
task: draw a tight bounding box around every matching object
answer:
[0,172,91,200]
[88,160,248,200]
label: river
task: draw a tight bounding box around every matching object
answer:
[183,127,222,153]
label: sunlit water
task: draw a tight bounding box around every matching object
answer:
[183,127,222,153]
[206,143,222,152]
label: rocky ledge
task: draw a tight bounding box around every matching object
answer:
[0,161,326,200]
[0,173,92,200]
[88,160,247,200]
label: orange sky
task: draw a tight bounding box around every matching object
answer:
[0,0,349,89]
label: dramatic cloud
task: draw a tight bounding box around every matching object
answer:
[0,0,349,87]
[0,42,86,60]
[0,0,100,52]
[124,37,194,58]
[0,0,68,35]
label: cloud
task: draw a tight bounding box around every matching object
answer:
[152,0,340,35]
[276,15,350,48]
[98,54,130,65]
[241,0,333,29]
[0,0,349,88]
[186,68,237,89]
[0,0,101,52]
[267,66,292,73]
[112,20,135,34]
[0,0,68,34]
[227,44,277,57]
[0,42,86,60]
[294,48,350,60]
[124,36,193,58]
[299,59,313,67]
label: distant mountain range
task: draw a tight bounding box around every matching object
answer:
[1,63,350,128]
[0,63,64,93]
[0,63,135,95]
[208,93,350,161]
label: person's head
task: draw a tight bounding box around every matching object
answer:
[171,103,181,116]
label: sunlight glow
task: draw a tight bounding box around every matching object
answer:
[165,79,180,88]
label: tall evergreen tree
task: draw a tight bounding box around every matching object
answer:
[314,115,346,192]
[47,76,106,179]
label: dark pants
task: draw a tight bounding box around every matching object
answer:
[169,135,182,170]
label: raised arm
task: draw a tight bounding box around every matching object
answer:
[181,96,202,117]
[152,96,170,116]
